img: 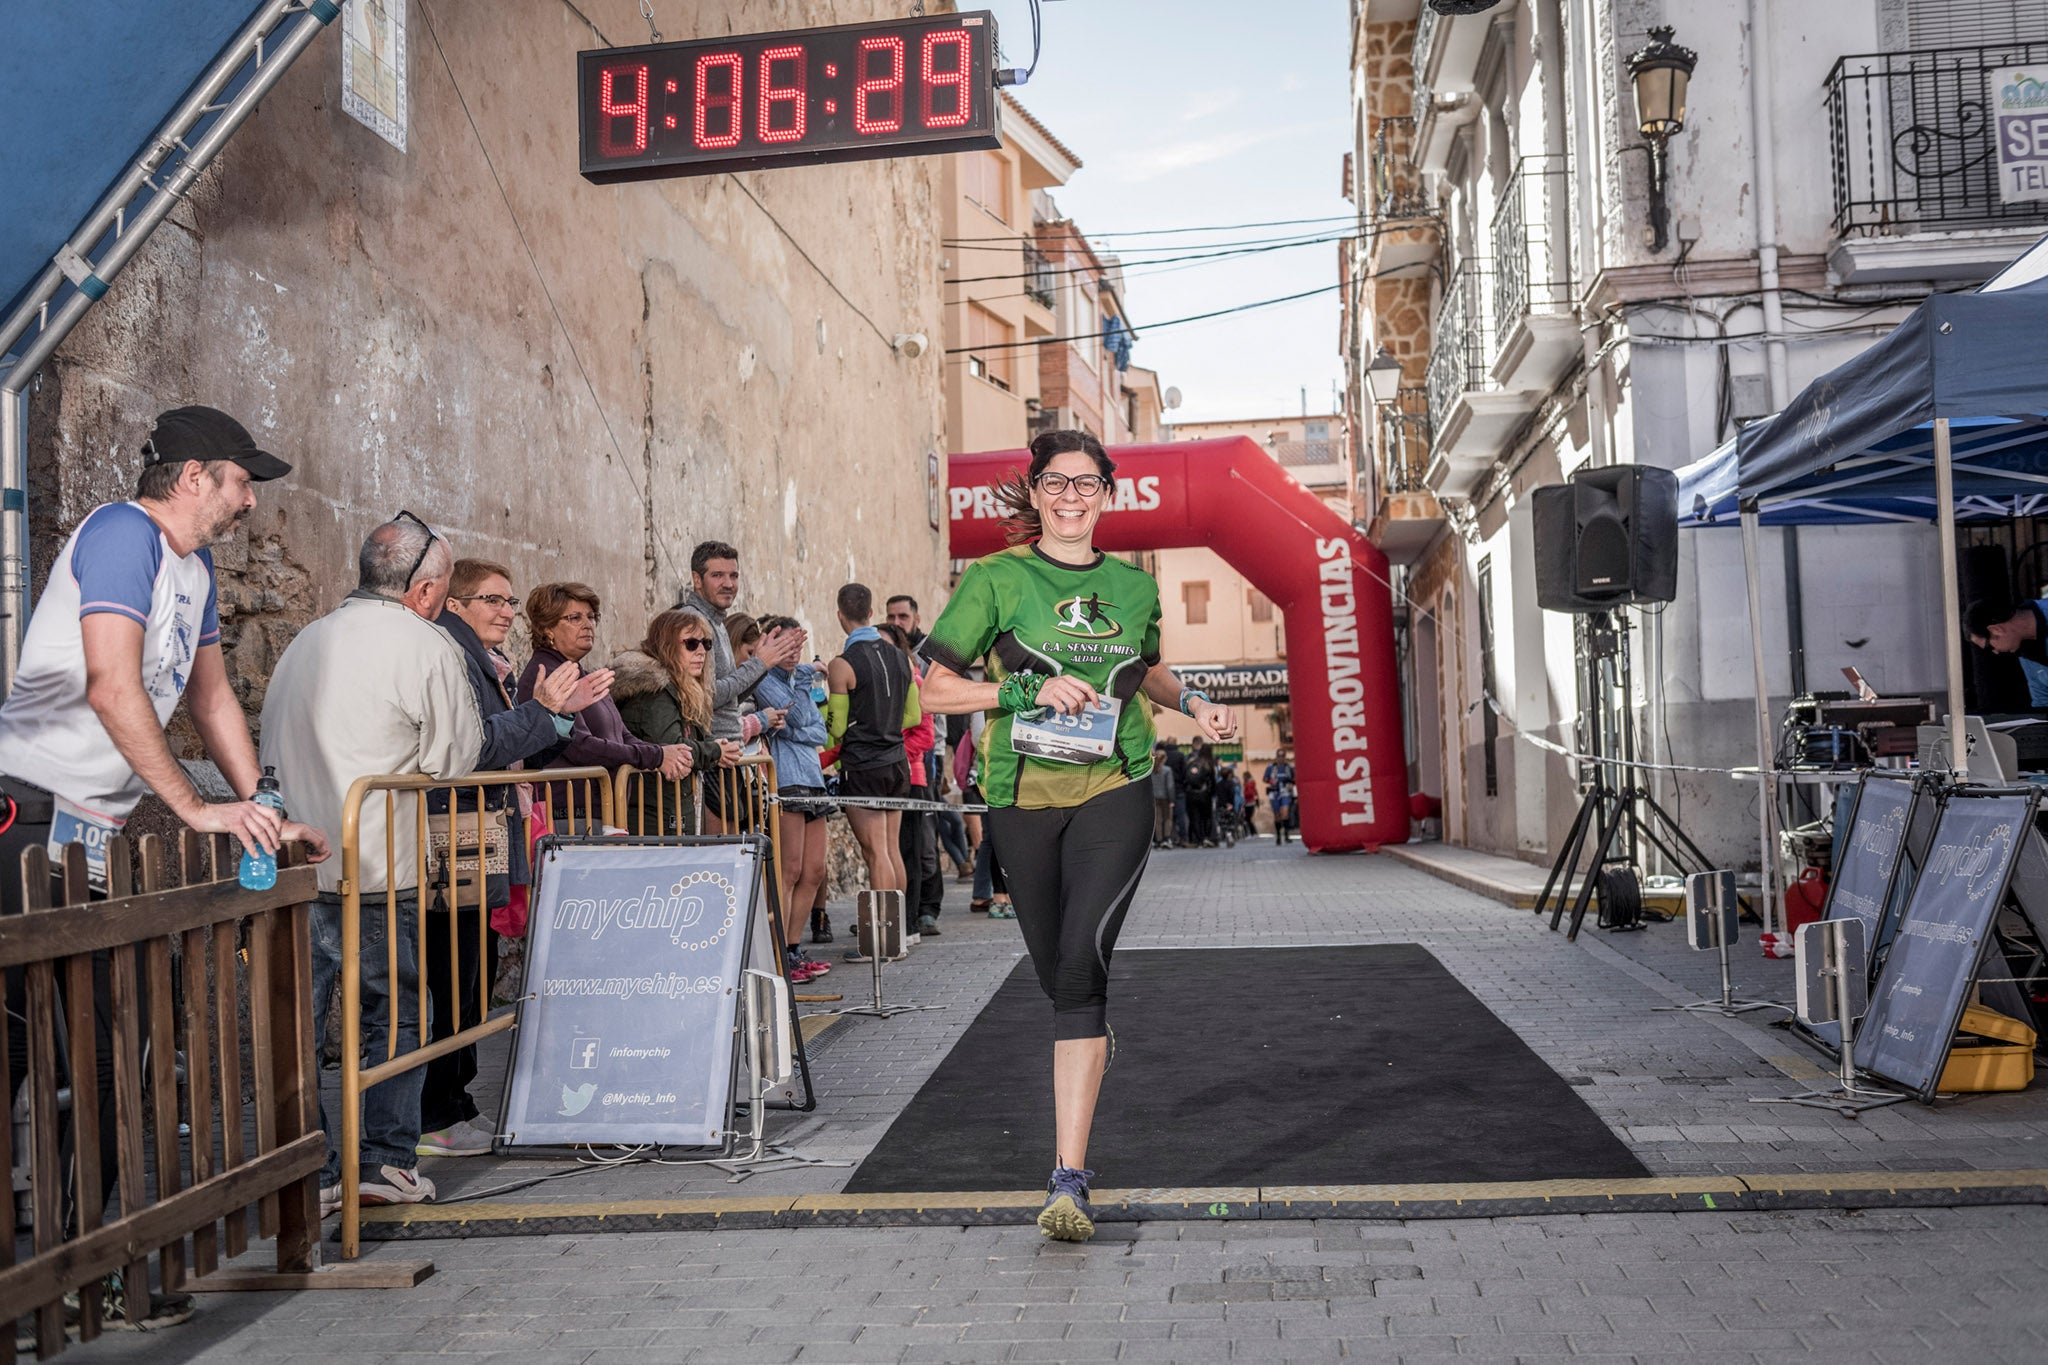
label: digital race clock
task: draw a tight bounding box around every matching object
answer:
[577,12,1003,183]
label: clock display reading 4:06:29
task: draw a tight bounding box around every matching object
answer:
[577,11,1003,183]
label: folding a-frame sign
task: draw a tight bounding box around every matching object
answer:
[1817,776,2048,1099]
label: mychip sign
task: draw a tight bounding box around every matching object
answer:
[1994,67,2048,203]
[502,840,766,1148]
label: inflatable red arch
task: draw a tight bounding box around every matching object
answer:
[946,438,1408,853]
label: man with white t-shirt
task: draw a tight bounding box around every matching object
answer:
[0,404,326,1326]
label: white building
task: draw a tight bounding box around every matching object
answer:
[1344,0,2048,868]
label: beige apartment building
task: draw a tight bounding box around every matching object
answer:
[941,96,1081,455]
[1149,414,1352,773]
[939,100,1167,468]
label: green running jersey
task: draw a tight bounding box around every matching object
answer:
[923,544,1163,810]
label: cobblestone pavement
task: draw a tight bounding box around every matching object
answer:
[68,837,2048,1361]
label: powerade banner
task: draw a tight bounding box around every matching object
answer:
[947,439,1408,852]
[1172,663,1291,706]
[1856,792,2033,1097]
[502,840,765,1147]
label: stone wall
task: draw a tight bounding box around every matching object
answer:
[27,0,952,756]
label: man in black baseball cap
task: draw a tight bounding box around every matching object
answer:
[0,401,320,1325]
[141,404,293,482]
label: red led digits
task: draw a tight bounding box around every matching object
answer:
[597,62,650,157]
[921,29,971,129]
[694,51,743,149]
[757,44,806,143]
[855,35,905,135]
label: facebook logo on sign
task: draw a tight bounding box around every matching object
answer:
[570,1037,601,1070]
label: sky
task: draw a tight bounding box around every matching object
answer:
[971,0,1355,425]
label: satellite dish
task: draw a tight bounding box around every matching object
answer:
[1164,386,1183,410]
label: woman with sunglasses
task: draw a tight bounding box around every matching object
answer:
[519,583,696,828]
[611,609,739,836]
[917,429,1237,1242]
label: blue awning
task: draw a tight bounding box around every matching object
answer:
[1679,416,2048,527]
[0,2,271,332]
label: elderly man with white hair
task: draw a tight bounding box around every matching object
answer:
[261,512,585,1211]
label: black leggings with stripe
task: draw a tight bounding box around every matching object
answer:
[985,779,1153,1041]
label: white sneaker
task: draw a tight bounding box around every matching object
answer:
[416,1117,495,1158]
[320,1181,341,1218]
[357,1164,437,1206]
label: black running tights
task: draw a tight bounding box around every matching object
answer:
[984,779,1152,1041]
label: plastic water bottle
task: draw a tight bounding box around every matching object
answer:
[238,766,286,891]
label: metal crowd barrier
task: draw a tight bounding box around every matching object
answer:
[613,751,788,934]
[334,767,612,1260]
[1,833,324,1357]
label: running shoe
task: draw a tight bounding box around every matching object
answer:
[416,1117,495,1158]
[1038,1166,1097,1242]
[796,947,831,978]
[357,1163,436,1206]
[918,914,941,936]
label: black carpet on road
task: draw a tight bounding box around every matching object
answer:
[842,944,1647,1193]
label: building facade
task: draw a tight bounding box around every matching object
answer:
[942,96,1082,457]
[1345,0,2048,867]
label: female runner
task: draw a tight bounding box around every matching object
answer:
[918,429,1236,1241]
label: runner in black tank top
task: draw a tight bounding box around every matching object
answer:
[915,431,1240,1242]
[826,583,917,902]
[840,635,909,775]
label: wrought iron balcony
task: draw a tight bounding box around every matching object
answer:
[1827,41,2048,237]
[1379,387,1432,494]
[1023,245,1056,309]
[1426,259,1497,445]
[1371,116,1432,221]
[1490,153,1572,339]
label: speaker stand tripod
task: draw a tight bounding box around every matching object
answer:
[1536,613,1719,940]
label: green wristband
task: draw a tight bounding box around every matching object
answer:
[997,671,1047,715]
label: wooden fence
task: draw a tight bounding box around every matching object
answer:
[1,833,324,1360]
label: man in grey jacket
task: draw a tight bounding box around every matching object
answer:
[677,540,804,830]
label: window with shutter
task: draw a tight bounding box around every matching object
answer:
[1905,0,2048,47]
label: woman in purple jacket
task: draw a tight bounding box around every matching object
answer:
[517,582,692,827]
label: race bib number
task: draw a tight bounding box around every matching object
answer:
[50,797,126,893]
[1011,696,1122,764]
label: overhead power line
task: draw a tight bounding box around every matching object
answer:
[943,212,1361,245]
[945,231,1355,286]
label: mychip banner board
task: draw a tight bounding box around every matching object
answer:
[1855,790,2036,1098]
[501,838,766,1148]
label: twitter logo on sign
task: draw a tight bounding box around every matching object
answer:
[559,1082,596,1116]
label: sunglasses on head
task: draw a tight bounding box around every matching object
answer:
[391,509,442,589]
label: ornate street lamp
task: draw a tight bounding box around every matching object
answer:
[1625,25,1699,254]
[1365,347,1406,407]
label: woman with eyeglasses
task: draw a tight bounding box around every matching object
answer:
[917,429,1237,1243]
[610,609,739,837]
[518,583,696,828]
[419,559,614,1158]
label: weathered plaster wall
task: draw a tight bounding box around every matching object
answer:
[28,0,950,731]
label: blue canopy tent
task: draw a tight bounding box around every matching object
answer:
[1673,247,2048,924]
